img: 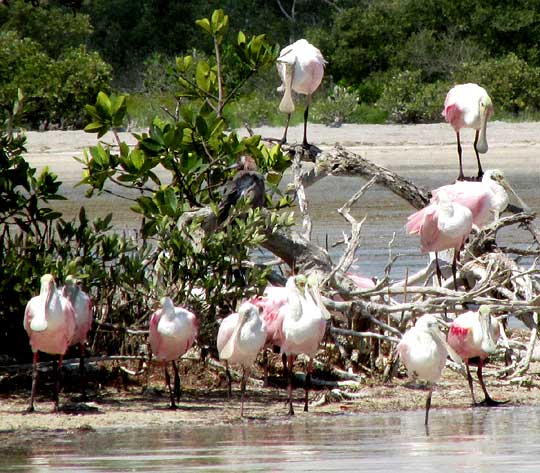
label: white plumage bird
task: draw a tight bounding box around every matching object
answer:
[217,301,266,417]
[397,314,462,426]
[277,38,326,148]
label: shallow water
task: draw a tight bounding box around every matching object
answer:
[3,406,540,472]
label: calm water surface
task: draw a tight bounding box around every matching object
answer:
[2,406,540,472]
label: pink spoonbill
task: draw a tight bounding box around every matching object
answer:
[62,275,93,400]
[149,297,198,409]
[250,285,288,385]
[24,274,76,412]
[279,274,330,415]
[406,191,473,288]
[431,169,528,227]
[447,305,507,406]
[443,83,494,181]
[277,39,326,148]
[397,314,462,426]
[217,301,267,417]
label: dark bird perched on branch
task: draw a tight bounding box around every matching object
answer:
[217,155,265,225]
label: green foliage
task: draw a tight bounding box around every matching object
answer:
[0,0,93,59]
[79,10,292,348]
[176,9,279,117]
[0,30,112,128]
[377,70,450,124]
[454,54,540,115]
[310,84,360,126]
[0,94,151,360]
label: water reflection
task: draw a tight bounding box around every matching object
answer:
[3,406,540,472]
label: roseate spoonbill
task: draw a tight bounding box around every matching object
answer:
[217,155,265,225]
[447,305,506,406]
[149,297,198,409]
[280,274,330,415]
[432,170,506,227]
[431,169,528,227]
[217,301,267,417]
[397,314,462,426]
[277,38,326,148]
[406,191,473,288]
[24,274,76,412]
[443,83,494,180]
[250,285,287,378]
[62,275,93,400]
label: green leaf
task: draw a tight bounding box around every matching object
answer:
[95,91,112,118]
[237,31,246,46]
[195,18,212,34]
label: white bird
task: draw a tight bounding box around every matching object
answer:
[24,274,76,412]
[149,297,198,409]
[277,38,326,148]
[217,301,267,417]
[280,274,330,415]
[397,314,461,426]
[443,83,494,180]
[62,275,93,400]
[447,305,506,406]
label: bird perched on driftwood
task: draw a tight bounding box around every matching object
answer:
[216,155,265,225]
[277,38,326,149]
[442,83,493,181]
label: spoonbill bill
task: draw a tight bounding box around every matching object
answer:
[62,275,93,400]
[280,274,330,415]
[443,83,493,181]
[217,155,265,225]
[406,191,473,288]
[277,39,326,148]
[149,297,198,409]
[397,314,462,425]
[24,274,76,412]
[447,305,506,406]
[217,301,267,417]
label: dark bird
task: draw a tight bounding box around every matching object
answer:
[217,155,265,225]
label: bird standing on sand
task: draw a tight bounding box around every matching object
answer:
[62,275,93,401]
[443,83,494,181]
[277,39,326,148]
[24,274,76,412]
[149,297,198,409]
[217,301,267,417]
[406,191,473,288]
[447,305,506,406]
[397,314,461,426]
[279,274,330,415]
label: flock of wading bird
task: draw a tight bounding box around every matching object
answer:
[22,39,535,426]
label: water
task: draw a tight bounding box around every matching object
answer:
[2,406,540,471]
[25,124,540,280]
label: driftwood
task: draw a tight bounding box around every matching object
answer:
[261,144,539,385]
[162,143,540,386]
